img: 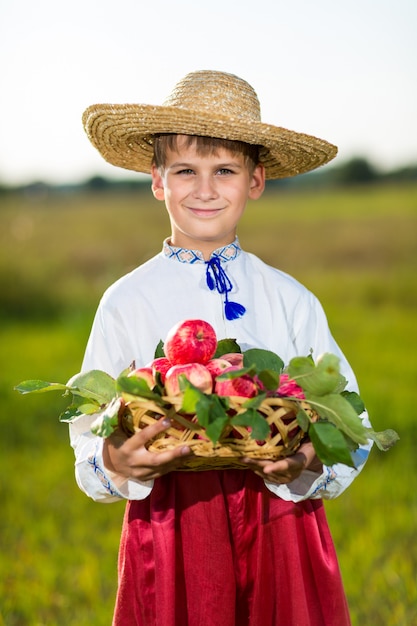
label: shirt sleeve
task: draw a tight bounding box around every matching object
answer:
[69,412,154,503]
[263,445,371,501]
[81,295,134,378]
[69,293,158,503]
[263,289,373,500]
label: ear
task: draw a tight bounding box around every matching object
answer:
[151,164,165,201]
[248,164,265,200]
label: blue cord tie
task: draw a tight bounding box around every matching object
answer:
[205,256,246,321]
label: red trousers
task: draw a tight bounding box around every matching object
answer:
[113,470,351,626]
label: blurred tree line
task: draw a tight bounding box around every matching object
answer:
[0,156,416,197]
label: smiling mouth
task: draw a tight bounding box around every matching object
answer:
[188,207,224,216]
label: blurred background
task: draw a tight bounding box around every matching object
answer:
[1,1,416,624]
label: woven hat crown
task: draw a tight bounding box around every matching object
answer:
[163,71,261,121]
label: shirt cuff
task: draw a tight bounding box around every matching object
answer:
[82,438,154,502]
[70,414,154,502]
[264,444,371,502]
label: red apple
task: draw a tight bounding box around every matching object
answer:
[127,366,155,389]
[206,358,233,379]
[220,352,244,368]
[163,319,217,365]
[276,373,305,399]
[165,363,213,396]
[215,366,258,398]
[150,356,172,384]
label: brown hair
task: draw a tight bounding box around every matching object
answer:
[152,134,260,174]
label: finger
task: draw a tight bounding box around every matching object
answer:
[128,419,193,466]
[242,456,300,481]
[242,457,290,473]
[127,417,173,448]
[262,459,294,475]
[149,444,193,467]
[241,457,270,468]
[135,445,194,481]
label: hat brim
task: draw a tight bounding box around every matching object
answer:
[82,103,337,179]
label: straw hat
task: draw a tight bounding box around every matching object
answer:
[82,70,337,179]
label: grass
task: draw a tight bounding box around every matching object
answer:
[0,182,416,625]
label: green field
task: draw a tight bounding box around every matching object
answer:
[1,182,416,625]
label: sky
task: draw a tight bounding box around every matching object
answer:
[0,0,416,185]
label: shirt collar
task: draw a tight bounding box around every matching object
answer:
[162,237,241,264]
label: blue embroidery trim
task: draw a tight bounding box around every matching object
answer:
[310,466,338,497]
[88,446,123,498]
[163,245,203,264]
[163,238,245,319]
[163,238,241,264]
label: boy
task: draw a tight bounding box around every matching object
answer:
[72,70,370,625]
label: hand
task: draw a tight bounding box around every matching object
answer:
[241,441,323,485]
[103,418,192,482]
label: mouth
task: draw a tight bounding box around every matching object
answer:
[188,207,224,218]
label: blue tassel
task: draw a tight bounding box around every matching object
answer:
[205,255,246,320]
[206,271,215,291]
[225,300,246,321]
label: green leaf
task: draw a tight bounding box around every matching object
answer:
[257,369,280,391]
[154,339,165,358]
[242,392,267,411]
[205,416,229,444]
[367,428,400,451]
[193,394,211,428]
[342,432,362,451]
[309,421,355,467]
[243,348,284,374]
[296,408,311,432]
[70,393,99,410]
[14,380,69,394]
[59,401,103,422]
[77,403,102,415]
[180,381,229,438]
[90,398,122,438]
[59,405,83,422]
[181,382,204,414]
[214,338,241,358]
[341,390,366,415]
[216,366,256,380]
[117,374,162,402]
[153,370,165,391]
[287,353,346,396]
[231,409,270,440]
[192,392,229,443]
[116,374,151,396]
[195,393,229,430]
[68,370,117,405]
[307,393,369,445]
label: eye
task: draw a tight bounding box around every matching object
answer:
[217,168,234,175]
[176,168,195,175]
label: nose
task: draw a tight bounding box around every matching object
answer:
[192,175,218,201]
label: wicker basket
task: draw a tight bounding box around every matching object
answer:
[120,394,316,471]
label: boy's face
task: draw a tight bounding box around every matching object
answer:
[151,136,265,259]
